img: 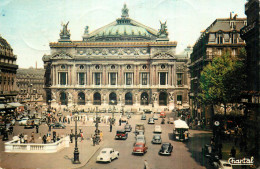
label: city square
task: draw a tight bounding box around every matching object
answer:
[0,0,259,169]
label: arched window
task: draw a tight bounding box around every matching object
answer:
[125,92,133,105]
[93,92,101,105]
[60,92,67,105]
[78,92,85,105]
[109,92,117,105]
[159,92,167,106]
[140,92,149,105]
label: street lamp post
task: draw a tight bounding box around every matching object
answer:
[111,100,115,124]
[72,112,80,164]
[2,104,8,141]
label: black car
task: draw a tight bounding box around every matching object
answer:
[159,142,173,155]
[50,122,66,129]
[115,130,128,140]
[124,124,132,132]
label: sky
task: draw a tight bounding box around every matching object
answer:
[0,0,247,68]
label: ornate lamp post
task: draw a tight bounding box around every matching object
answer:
[2,104,8,141]
[111,100,115,124]
[72,112,80,164]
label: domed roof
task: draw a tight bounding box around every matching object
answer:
[83,4,158,42]
[98,24,150,37]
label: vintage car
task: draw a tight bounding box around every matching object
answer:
[19,117,29,126]
[153,114,159,120]
[115,130,128,140]
[148,118,155,124]
[50,122,66,129]
[24,120,35,129]
[124,124,132,132]
[152,134,162,144]
[160,111,166,118]
[167,117,174,124]
[96,148,119,163]
[141,114,146,120]
[159,142,173,155]
[154,125,162,133]
[135,135,146,144]
[121,115,128,123]
[213,160,233,169]
[132,142,148,155]
[135,130,144,136]
[135,124,145,133]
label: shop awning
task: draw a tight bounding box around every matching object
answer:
[8,102,24,107]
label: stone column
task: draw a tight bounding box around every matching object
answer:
[168,65,172,86]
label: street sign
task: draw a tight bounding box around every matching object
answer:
[214,121,220,126]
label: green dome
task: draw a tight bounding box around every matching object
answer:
[98,24,150,37]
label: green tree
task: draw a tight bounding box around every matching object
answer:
[199,49,246,115]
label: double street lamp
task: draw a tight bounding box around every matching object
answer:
[72,107,80,164]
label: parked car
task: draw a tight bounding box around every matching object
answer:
[213,160,233,169]
[132,142,148,155]
[135,135,146,144]
[159,143,173,155]
[160,111,166,118]
[96,148,119,163]
[32,118,41,126]
[19,117,29,126]
[154,125,162,133]
[115,130,128,140]
[148,118,155,124]
[167,117,174,124]
[141,114,146,120]
[153,114,159,120]
[124,124,132,132]
[50,122,66,129]
[152,134,162,144]
[143,109,152,114]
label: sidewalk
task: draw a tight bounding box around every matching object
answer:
[0,137,102,169]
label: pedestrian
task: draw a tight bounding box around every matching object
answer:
[49,124,51,132]
[144,160,149,169]
[100,131,103,141]
[110,124,112,132]
[36,125,39,133]
[68,118,70,124]
[230,146,236,158]
[119,118,121,126]
[92,135,96,146]
[42,135,47,144]
[80,132,84,142]
[70,133,73,143]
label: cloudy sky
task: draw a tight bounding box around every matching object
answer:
[0,0,247,68]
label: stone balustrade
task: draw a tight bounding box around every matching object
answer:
[5,136,70,153]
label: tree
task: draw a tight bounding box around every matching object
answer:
[199,49,247,115]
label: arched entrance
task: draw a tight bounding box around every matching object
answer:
[93,92,101,105]
[78,92,85,105]
[140,92,149,105]
[125,92,133,105]
[159,92,167,106]
[60,92,67,105]
[109,92,117,105]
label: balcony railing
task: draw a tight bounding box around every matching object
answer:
[93,100,101,105]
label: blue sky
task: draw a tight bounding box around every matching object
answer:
[0,0,247,68]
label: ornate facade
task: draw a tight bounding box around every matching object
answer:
[0,35,18,104]
[16,68,45,104]
[43,5,189,112]
[189,14,246,119]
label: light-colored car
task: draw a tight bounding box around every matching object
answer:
[19,117,29,126]
[213,160,233,169]
[135,135,146,144]
[96,148,119,163]
[154,125,162,133]
[167,117,174,124]
[148,118,155,124]
[153,114,159,120]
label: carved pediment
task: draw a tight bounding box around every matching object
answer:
[152,52,175,59]
[51,52,73,59]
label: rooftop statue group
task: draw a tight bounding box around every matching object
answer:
[60,21,71,39]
